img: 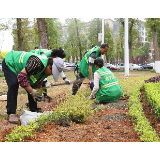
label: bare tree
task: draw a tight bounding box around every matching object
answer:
[37,18,49,49]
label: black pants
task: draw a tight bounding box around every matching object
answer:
[2,59,38,114]
[42,80,47,96]
[72,72,85,95]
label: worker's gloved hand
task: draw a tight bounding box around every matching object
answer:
[45,81,51,88]
[90,82,94,91]
[64,78,70,85]
[30,89,42,102]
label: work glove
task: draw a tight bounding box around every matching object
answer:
[45,81,51,88]
[30,89,42,102]
[86,95,95,100]
[89,79,94,90]
[64,78,70,85]
[90,82,94,91]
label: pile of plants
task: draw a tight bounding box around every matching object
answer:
[144,75,160,83]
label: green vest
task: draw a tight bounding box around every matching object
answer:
[5,50,49,86]
[30,49,51,57]
[96,67,122,102]
[78,46,100,78]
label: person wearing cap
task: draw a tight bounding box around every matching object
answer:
[88,57,122,103]
[72,43,109,95]
[30,48,70,101]
[2,50,64,124]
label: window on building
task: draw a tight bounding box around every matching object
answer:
[142,27,144,30]
[142,37,144,41]
[139,32,141,36]
[145,33,147,36]
[142,32,144,35]
[145,38,147,41]
[149,50,151,53]
[138,26,141,30]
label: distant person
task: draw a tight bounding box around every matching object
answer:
[72,43,109,95]
[89,57,122,103]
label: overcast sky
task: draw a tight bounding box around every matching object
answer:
[0,18,111,51]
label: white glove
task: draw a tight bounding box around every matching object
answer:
[45,81,51,88]
[64,78,70,85]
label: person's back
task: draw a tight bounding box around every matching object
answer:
[96,66,122,102]
[89,57,122,103]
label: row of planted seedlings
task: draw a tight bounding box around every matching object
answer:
[144,82,160,118]
[120,77,160,142]
[5,76,159,142]
[5,86,103,142]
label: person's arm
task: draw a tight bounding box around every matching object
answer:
[89,72,100,99]
[88,64,93,81]
[60,71,70,84]
[88,52,96,81]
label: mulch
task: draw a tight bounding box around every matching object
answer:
[0,89,160,142]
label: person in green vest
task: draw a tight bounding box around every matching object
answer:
[30,48,70,101]
[88,57,122,103]
[2,50,64,124]
[72,43,109,95]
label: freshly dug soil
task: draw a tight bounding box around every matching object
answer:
[22,97,140,142]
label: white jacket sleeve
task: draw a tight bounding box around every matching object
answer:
[90,71,100,98]
[59,71,66,79]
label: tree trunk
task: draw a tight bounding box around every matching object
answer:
[37,18,49,49]
[17,18,23,51]
[129,42,133,63]
[75,18,82,60]
[151,26,160,61]
[151,25,160,73]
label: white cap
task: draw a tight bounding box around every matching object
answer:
[52,57,64,82]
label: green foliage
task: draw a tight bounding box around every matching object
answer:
[115,18,142,62]
[144,82,160,118]
[104,23,114,62]
[45,18,63,50]
[5,89,94,142]
[88,18,102,46]
[12,18,38,51]
[64,18,87,61]
[128,81,160,142]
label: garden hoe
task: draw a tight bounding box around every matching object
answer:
[50,78,85,87]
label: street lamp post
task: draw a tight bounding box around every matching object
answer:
[124,18,129,77]
[101,18,104,60]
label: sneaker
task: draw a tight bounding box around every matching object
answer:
[8,114,19,124]
[30,108,43,113]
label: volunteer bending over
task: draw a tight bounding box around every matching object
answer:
[2,50,64,124]
[30,48,70,101]
[89,57,122,103]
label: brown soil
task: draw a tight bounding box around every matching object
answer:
[0,88,160,142]
[23,101,140,142]
[140,88,160,136]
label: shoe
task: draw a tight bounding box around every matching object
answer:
[25,103,30,108]
[44,95,52,102]
[8,114,19,124]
